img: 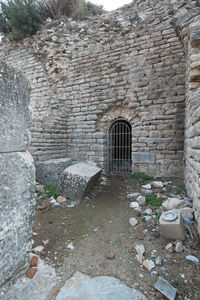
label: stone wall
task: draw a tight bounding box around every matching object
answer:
[0,62,35,286]
[0,0,189,177]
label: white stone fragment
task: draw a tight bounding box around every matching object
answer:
[151,181,164,188]
[143,259,155,271]
[130,201,140,210]
[162,198,184,210]
[33,246,44,254]
[127,193,141,199]
[165,243,173,253]
[136,195,146,205]
[144,208,152,215]
[135,244,145,255]
[129,217,138,227]
[136,254,144,264]
[186,255,199,263]
[142,183,151,189]
[67,242,74,250]
[155,256,163,266]
[174,240,184,253]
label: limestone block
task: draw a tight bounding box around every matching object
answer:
[57,162,102,201]
[132,152,155,164]
[0,152,35,286]
[35,158,73,185]
[0,62,30,152]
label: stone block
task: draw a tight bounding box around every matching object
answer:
[57,162,102,201]
[0,62,30,152]
[132,152,155,164]
[0,152,35,285]
[159,210,185,241]
[35,158,72,185]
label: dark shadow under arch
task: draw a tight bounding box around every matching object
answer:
[107,118,132,173]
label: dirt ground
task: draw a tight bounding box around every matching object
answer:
[33,175,200,299]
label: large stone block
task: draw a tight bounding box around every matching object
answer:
[0,152,35,286]
[0,61,30,152]
[35,158,73,185]
[57,162,102,201]
[132,152,155,164]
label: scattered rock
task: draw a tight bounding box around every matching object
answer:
[143,259,155,271]
[142,189,153,194]
[135,244,145,255]
[106,252,115,259]
[66,242,74,250]
[174,240,184,253]
[144,208,152,215]
[142,183,151,189]
[30,256,38,267]
[127,193,141,199]
[26,268,37,279]
[129,217,138,227]
[180,207,194,219]
[151,181,164,188]
[42,239,49,245]
[57,196,67,204]
[154,276,177,300]
[144,216,151,221]
[130,201,140,210]
[186,255,199,263]
[33,246,44,254]
[162,198,184,210]
[136,254,144,264]
[36,184,45,193]
[39,205,47,210]
[165,243,173,253]
[136,195,146,205]
[137,236,144,240]
[155,256,163,266]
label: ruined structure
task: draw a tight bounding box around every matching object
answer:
[0,62,35,286]
[0,0,199,228]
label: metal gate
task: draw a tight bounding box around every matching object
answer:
[107,118,132,173]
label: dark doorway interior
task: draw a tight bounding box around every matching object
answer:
[107,118,132,173]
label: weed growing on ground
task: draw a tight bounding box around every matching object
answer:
[137,212,142,217]
[175,184,185,195]
[44,184,58,198]
[36,198,42,205]
[145,194,162,207]
[131,172,152,182]
[154,211,161,219]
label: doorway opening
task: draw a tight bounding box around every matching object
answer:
[107,118,132,173]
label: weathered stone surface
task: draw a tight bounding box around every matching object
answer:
[57,162,102,201]
[0,61,30,152]
[0,152,35,285]
[154,276,177,300]
[160,211,185,241]
[162,198,184,210]
[129,217,138,227]
[56,272,147,300]
[35,158,72,185]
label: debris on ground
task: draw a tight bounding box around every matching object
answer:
[154,276,177,300]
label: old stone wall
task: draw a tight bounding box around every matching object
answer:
[0,0,190,177]
[0,62,35,286]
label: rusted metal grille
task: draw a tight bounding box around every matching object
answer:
[107,119,132,173]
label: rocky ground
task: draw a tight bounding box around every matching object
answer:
[2,174,200,299]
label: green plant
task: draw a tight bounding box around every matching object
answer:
[44,184,58,198]
[36,198,42,205]
[145,194,162,207]
[155,211,161,219]
[137,212,142,217]
[0,0,45,40]
[175,184,185,195]
[131,172,152,182]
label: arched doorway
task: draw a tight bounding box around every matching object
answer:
[107,118,132,173]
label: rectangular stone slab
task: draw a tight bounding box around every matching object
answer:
[159,210,185,240]
[154,276,177,300]
[57,162,102,201]
[35,158,72,185]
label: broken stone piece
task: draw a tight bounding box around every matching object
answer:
[135,244,145,255]
[127,193,141,199]
[26,268,37,279]
[174,240,184,253]
[155,256,163,266]
[30,256,38,267]
[57,196,67,204]
[154,276,177,300]
[144,208,152,215]
[162,198,184,210]
[106,252,115,260]
[136,254,144,264]
[165,243,173,253]
[186,255,199,263]
[151,181,164,188]
[129,217,138,227]
[130,201,140,210]
[33,246,44,254]
[142,183,151,189]
[143,259,155,271]
[57,162,102,201]
[67,242,74,250]
[136,195,146,205]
